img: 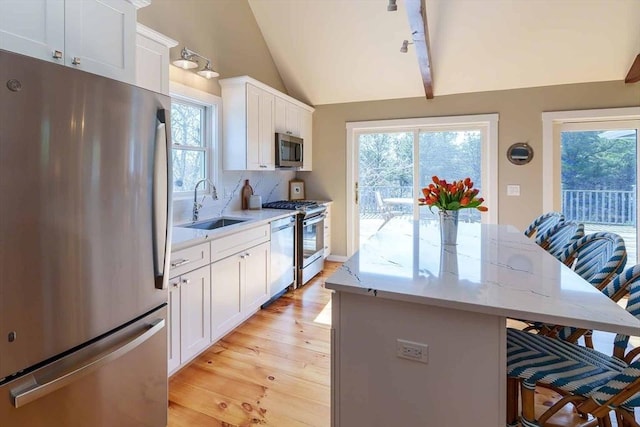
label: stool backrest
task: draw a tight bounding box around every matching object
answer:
[523,212,564,244]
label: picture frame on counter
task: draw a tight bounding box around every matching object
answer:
[289,179,305,200]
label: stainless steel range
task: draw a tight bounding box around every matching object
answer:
[263,200,326,287]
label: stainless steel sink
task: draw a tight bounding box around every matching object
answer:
[181,217,247,230]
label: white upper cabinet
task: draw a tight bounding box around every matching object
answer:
[0,0,137,84]
[0,0,65,62]
[221,80,276,171]
[220,76,314,171]
[299,108,313,171]
[274,97,301,137]
[135,24,177,94]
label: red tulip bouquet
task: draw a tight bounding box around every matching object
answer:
[418,176,488,212]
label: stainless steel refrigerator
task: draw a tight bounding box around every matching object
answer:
[0,49,172,426]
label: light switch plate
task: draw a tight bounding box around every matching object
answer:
[507,185,520,196]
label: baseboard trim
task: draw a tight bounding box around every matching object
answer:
[327,255,348,262]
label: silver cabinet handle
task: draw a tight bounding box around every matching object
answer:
[11,319,165,408]
[72,57,81,65]
[170,281,180,288]
[259,165,267,168]
[181,278,190,284]
[171,258,189,268]
[52,50,63,59]
[244,252,251,257]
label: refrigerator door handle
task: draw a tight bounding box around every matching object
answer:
[153,108,173,290]
[10,319,165,408]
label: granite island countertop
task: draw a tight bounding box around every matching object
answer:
[325,220,640,337]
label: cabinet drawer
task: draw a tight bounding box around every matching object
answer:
[211,224,270,262]
[169,242,210,278]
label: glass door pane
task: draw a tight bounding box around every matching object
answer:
[418,130,483,223]
[561,128,638,264]
[357,132,414,244]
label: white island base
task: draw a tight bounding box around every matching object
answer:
[327,221,640,426]
[331,290,505,426]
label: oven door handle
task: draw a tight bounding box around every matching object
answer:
[303,214,325,227]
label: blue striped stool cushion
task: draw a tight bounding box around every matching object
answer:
[523,212,564,242]
[509,267,640,414]
[541,222,585,260]
[507,328,626,396]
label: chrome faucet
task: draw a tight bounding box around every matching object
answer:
[193,178,218,222]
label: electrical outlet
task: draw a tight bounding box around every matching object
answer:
[396,339,429,364]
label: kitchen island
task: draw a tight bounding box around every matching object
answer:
[326,221,640,427]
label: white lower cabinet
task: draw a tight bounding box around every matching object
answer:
[168,223,271,375]
[211,252,243,340]
[167,264,211,375]
[211,241,270,342]
[243,241,270,314]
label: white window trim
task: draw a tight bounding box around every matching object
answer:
[541,107,640,212]
[169,81,222,200]
[345,113,499,257]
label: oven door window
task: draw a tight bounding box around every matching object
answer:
[302,219,324,258]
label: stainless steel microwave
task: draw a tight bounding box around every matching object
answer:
[275,133,303,168]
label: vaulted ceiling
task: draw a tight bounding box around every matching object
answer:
[247,0,640,106]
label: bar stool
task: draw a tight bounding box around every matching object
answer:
[506,264,640,427]
[523,212,564,244]
[538,221,584,259]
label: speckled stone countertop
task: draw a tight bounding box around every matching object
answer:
[326,220,640,336]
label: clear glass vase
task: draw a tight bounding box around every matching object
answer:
[439,209,459,245]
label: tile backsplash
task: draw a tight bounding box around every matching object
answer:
[172,169,296,224]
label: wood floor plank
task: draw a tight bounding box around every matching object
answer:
[209,341,330,386]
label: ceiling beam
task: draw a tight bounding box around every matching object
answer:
[625,54,640,84]
[405,0,434,99]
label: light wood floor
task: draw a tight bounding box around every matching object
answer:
[168,260,636,427]
[167,262,337,426]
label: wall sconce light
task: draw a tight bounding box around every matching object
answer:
[172,47,220,79]
[387,0,397,11]
[400,40,413,53]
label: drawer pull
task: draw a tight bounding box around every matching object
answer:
[171,258,190,268]
[181,279,190,284]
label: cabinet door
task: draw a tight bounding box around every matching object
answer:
[244,242,270,314]
[167,278,181,375]
[323,204,331,258]
[0,0,64,63]
[65,0,135,83]
[259,91,275,169]
[285,103,301,137]
[211,254,243,341]
[246,84,262,170]
[136,31,170,94]
[274,97,287,134]
[299,109,313,171]
[179,266,211,363]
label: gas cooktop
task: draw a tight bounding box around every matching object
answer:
[262,200,319,210]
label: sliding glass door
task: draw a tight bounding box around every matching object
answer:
[355,126,487,248]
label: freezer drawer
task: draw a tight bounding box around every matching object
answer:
[0,306,168,427]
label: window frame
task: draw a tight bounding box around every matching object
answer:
[541,107,640,212]
[169,82,222,199]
